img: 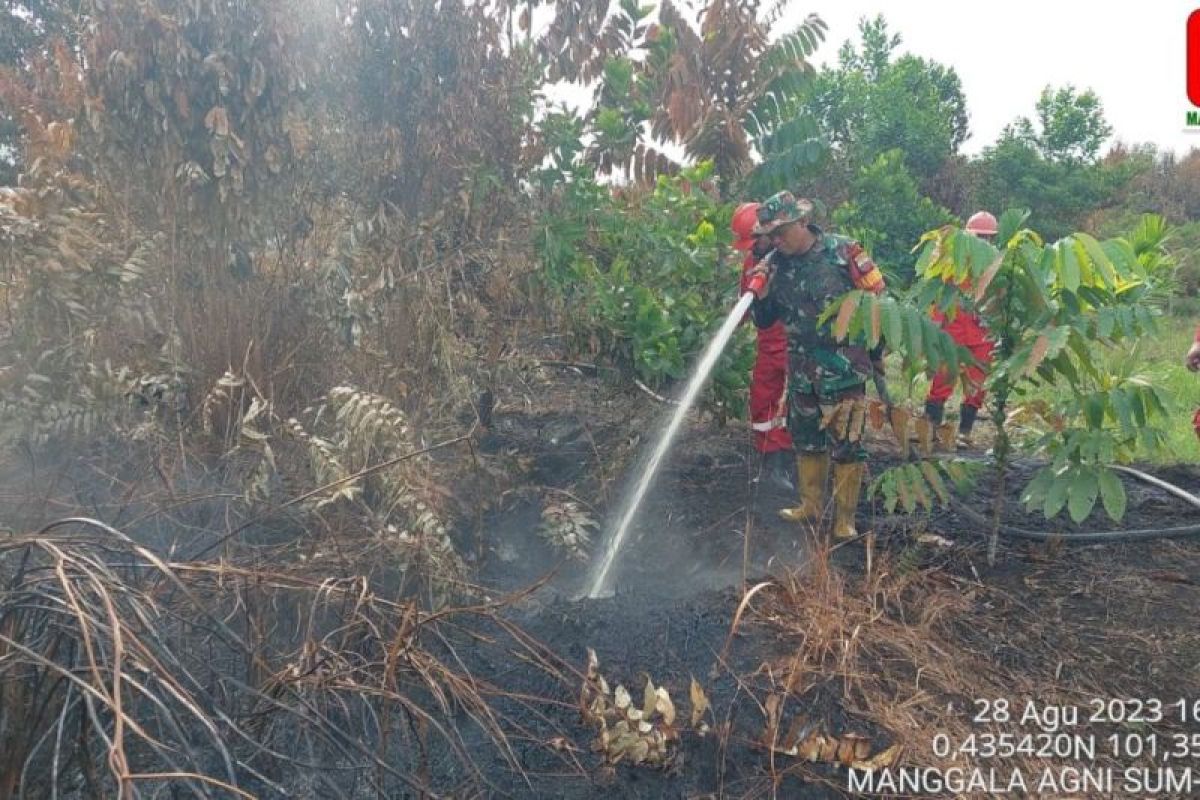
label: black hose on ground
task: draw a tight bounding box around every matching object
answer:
[948,468,1200,543]
[950,499,1200,542]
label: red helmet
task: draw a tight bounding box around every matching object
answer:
[731,202,761,251]
[965,211,998,237]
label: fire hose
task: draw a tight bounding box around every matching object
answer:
[949,466,1200,543]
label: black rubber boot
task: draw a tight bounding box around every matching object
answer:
[957,404,980,449]
[762,450,797,493]
[924,400,945,425]
[959,404,979,435]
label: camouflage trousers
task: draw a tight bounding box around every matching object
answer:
[787,347,871,463]
[790,387,868,463]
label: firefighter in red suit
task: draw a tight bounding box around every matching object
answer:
[732,201,795,491]
[1186,326,1200,440]
[924,210,998,448]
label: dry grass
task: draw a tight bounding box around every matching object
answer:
[0,516,583,798]
[738,540,1189,794]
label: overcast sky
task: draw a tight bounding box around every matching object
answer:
[787,0,1200,155]
[541,1,1200,158]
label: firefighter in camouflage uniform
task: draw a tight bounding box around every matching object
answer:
[746,191,886,540]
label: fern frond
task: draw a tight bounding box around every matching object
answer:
[539,499,596,561]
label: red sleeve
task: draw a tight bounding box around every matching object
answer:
[739,253,755,294]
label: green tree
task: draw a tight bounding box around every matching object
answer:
[975,85,1123,240]
[832,149,955,283]
[1023,85,1113,166]
[1106,145,1200,224]
[800,15,967,284]
[805,15,969,188]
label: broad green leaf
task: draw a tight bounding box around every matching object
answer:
[1078,431,1098,461]
[1059,240,1081,292]
[942,460,973,492]
[869,295,882,346]
[1044,473,1070,518]
[1073,239,1095,286]
[913,239,939,277]
[904,306,923,362]
[1118,306,1134,336]
[1067,468,1099,524]
[997,209,1030,244]
[1047,325,1070,355]
[911,466,932,511]
[1101,239,1139,279]
[973,252,1004,300]
[883,476,899,513]
[1084,394,1105,429]
[953,232,975,283]
[919,461,949,504]
[940,327,961,377]
[1021,467,1055,512]
[834,292,861,341]
[1075,285,1108,309]
[1077,233,1115,287]
[896,467,915,513]
[1134,306,1159,336]
[1111,389,1134,434]
[1097,468,1127,521]
[1129,390,1146,425]
[882,299,903,350]
[1141,385,1168,419]
[1051,351,1082,387]
[1099,436,1116,464]
[1024,334,1051,377]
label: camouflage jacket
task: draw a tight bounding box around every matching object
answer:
[751,231,885,395]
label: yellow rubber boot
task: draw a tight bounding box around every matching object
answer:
[831,462,865,540]
[778,453,829,523]
[915,417,933,457]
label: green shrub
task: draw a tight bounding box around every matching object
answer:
[536,161,754,417]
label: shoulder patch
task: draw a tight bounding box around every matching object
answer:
[846,240,868,266]
[843,240,886,294]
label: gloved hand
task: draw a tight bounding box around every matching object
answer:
[743,254,775,299]
[1187,340,1200,372]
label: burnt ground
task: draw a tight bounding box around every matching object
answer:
[4,352,1199,798]
[438,355,1200,798]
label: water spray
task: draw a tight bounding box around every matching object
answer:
[585,270,770,599]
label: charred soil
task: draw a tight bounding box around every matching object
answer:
[4,353,1199,799]
[453,356,1200,798]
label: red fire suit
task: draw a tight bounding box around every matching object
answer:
[741,252,793,453]
[927,303,993,409]
[1193,325,1200,440]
